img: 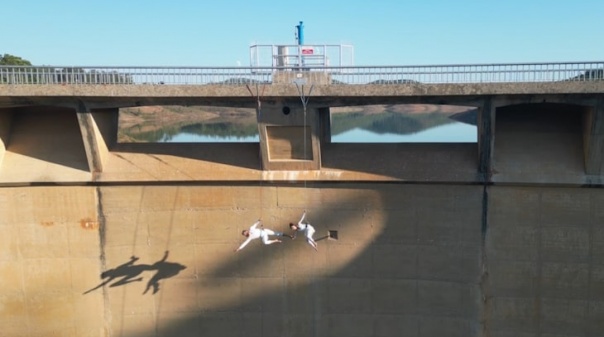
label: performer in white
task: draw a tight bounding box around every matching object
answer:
[235,220,292,252]
[289,211,318,251]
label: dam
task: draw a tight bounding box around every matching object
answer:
[1,61,604,336]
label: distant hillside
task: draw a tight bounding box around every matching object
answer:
[118,104,476,142]
[332,104,473,115]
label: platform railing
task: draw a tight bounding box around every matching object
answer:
[1,62,603,85]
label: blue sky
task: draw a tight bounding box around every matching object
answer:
[3,0,604,66]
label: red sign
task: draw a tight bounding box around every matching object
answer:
[301,48,314,55]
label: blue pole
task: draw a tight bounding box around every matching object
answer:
[296,21,304,45]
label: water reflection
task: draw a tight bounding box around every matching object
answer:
[119,106,477,143]
[331,109,476,142]
[172,122,259,142]
[336,123,477,143]
[121,121,259,143]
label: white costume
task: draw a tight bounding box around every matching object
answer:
[236,221,284,251]
[294,212,317,250]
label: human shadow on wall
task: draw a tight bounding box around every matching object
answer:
[124,189,391,337]
[124,184,484,337]
[143,250,187,295]
[83,250,186,295]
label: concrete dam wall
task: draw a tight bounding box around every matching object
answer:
[2,183,603,337]
[2,90,604,336]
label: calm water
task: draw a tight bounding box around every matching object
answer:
[120,107,478,143]
[168,133,258,142]
[333,122,476,143]
[163,121,476,143]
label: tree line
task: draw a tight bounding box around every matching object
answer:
[0,53,133,84]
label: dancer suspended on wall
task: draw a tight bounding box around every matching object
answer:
[289,211,318,251]
[235,220,293,252]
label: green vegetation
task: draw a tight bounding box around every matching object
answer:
[0,54,31,83]
[0,53,133,84]
[0,54,32,65]
[566,69,604,81]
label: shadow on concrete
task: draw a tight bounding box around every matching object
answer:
[321,142,479,181]
[112,142,261,170]
[84,250,186,295]
[122,185,483,337]
[143,251,187,295]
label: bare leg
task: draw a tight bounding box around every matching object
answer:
[307,238,318,251]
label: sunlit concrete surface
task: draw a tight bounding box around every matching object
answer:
[2,81,604,108]
[2,183,604,336]
[1,184,486,336]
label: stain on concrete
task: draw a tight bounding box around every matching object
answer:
[80,217,99,230]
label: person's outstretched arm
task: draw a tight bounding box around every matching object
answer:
[235,237,253,252]
[299,211,307,225]
[235,220,262,252]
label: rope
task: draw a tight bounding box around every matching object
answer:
[292,83,319,335]
[154,187,179,334]
[294,82,314,192]
[247,83,265,219]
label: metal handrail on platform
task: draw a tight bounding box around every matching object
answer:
[0,62,602,85]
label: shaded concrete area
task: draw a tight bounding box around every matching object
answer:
[321,143,480,183]
[0,106,91,183]
[0,108,14,168]
[485,186,604,336]
[493,103,586,184]
[583,98,604,176]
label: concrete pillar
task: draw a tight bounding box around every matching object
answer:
[318,107,331,144]
[584,98,604,175]
[76,102,118,174]
[257,101,321,170]
[477,97,495,181]
[0,108,14,169]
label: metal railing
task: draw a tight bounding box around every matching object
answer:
[1,62,603,85]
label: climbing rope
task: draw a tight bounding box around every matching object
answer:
[294,80,314,191]
[246,83,266,219]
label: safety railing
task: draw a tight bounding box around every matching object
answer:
[0,62,603,85]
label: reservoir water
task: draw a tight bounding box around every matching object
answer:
[119,105,478,144]
[161,122,476,143]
